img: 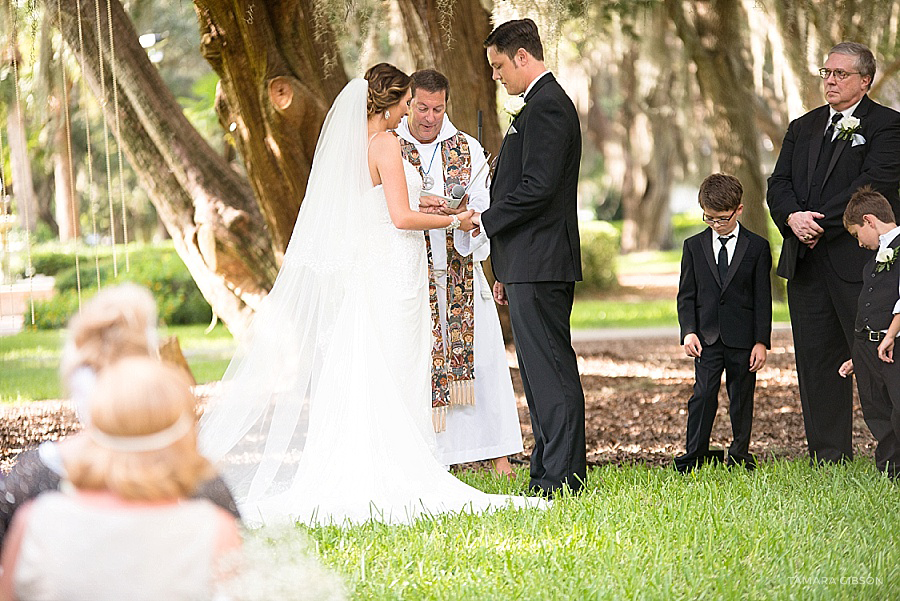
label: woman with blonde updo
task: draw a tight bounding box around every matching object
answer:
[0,358,241,601]
[199,64,542,525]
[0,285,239,548]
[60,282,159,424]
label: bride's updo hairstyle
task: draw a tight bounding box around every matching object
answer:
[364,63,411,117]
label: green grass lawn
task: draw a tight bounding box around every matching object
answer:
[572,299,791,329]
[0,324,235,402]
[1,294,792,402]
[290,460,900,600]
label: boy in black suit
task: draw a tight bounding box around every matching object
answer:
[839,187,900,479]
[675,174,772,472]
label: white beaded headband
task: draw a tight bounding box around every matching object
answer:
[88,414,194,452]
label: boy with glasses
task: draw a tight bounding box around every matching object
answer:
[675,174,772,472]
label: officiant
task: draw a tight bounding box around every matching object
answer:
[396,69,524,475]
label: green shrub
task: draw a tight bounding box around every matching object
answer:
[29,290,83,330]
[32,245,212,329]
[672,212,706,246]
[578,220,619,293]
[17,249,76,278]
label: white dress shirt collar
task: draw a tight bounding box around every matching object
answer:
[711,222,740,264]
[523,71,552,99]
[827,97,863,136]
[878,225,900,251]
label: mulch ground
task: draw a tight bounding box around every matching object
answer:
[0,330,875,474]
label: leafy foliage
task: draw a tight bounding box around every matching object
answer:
[28,244,212,329]
[578,220,619,292]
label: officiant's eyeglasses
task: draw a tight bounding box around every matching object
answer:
[701,209,737,225]
[818,68,861,81]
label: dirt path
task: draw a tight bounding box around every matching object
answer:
[1,329,874,473]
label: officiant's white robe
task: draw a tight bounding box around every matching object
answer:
[397,117,524,465]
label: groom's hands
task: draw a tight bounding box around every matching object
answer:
[492,281,508,305]
[470,212,481,237]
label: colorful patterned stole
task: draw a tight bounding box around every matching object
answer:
[399,133,476,433]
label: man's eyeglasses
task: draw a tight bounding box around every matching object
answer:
[701,209,737,225]
[818,68,861,81]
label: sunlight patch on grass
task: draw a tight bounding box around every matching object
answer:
[306,460,900,600]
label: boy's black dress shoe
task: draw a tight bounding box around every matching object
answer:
[674,448,725,474]
[726,452,757,471]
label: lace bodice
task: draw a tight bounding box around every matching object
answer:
[358,160,427,290]
[364,159,423,219]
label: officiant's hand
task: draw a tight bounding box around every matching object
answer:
[445,194,469,215]
[419,195,447,215]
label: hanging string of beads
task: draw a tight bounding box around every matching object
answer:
[105,0,129,271]
[58,0,83,309]
[75,0,102,290]
[94,0,119,277]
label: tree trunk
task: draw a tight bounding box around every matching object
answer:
[195,0,349,255]
[6,103,38,234]
[618,9,678,252]
[666,0,769,242]
[394,0,501,154]
[51,82,79,242]
[51,0,277,335]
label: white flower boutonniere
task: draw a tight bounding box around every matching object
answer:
[875,247,898,273]
[504,95,526,117]
[836,115,862,141]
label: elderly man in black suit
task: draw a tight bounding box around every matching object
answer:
[472,19,585,496]
[767,41,900,463]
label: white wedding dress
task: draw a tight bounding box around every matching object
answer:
[199,79,541,526]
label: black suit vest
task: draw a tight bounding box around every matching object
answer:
[855,235,900,333]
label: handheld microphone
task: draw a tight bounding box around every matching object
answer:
[451,184,466,200]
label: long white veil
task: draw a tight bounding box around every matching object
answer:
[198,79,370,504]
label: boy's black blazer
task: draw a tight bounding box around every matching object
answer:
[482,73,582,283]
[677,226,773,349]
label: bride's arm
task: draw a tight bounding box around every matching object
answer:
[370,133,475,231]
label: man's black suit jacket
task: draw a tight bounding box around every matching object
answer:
[677,227,772,350]
[481,73,582,283]
[767,94,900,282]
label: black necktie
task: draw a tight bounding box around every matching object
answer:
[718,235,734,282]
[824,112,842,142]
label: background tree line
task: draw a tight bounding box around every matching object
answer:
[3,0,900,333]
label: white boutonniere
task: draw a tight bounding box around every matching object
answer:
[836,115,862,140]
[504,95,526,117]
[875,247,898,272]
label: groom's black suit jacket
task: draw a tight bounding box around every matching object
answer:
[481,73,582,283]
[767,94,900,282]
[677,227,772,351]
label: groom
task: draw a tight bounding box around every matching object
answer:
[474,19,585,496]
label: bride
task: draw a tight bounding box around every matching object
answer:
[199,64,541,526]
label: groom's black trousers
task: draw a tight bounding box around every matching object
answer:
[505,282,586,494]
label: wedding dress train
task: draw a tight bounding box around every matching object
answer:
[199,79,542,526]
